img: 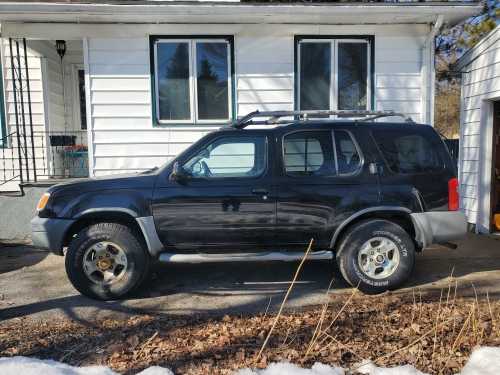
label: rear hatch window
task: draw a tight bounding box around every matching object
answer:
[372,127,444,174]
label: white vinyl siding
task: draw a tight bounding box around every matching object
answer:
[84,24,430,177]
[458,27,500,227]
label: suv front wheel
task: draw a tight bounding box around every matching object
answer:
[337,219,415,294]
[65,222,150,300]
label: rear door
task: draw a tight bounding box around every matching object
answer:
[274,126,380,249]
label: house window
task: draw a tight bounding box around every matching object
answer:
[152,37,233,124]
[77,69,87,130]
[296,37,372,113]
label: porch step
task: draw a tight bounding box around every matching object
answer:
[158,250,334,264]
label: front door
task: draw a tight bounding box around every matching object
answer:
[152,132,276,251]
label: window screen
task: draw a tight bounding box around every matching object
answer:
[284,131,335,177]
[183,136,266,178]
[373,129,444,174]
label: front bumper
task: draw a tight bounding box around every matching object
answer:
[31,216,75,254]
[410,211,468,249]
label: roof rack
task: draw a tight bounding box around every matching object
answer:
[232,110,414,129]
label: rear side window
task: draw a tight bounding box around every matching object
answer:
[372,129,444,174]
[283,131,335,177]
[334,130,362,174]
[283,130,362,177]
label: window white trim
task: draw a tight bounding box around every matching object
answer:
[153,38,232,125]
[297,38,371,117]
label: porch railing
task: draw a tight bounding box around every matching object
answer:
[1,130,89,187]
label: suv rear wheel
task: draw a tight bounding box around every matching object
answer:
[336,219,415,294]
[65,222,150,300]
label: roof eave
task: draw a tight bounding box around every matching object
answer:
[0,2,481,25]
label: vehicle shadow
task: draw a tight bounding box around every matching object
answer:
[0,243,49,274]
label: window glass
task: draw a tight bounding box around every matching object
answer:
[156,42,191,121]
[338,43,368,110]
[299,43,331,111]
[196,42,229,120]
[373,130,444,174]
[284,131,335,177]
[297,39,370,112]
[334,130,361,174]
[78,69,87,130]
[183,136,266,178]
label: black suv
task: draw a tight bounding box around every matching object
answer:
[31,110,467,300]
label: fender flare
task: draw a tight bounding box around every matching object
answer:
[71,208,163,257]
[329,206,413,249]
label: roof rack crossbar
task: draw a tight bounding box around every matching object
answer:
[232,110,414,129]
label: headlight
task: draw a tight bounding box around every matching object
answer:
[36,192,51,211]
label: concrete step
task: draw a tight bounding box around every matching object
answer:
[0,180,21,193]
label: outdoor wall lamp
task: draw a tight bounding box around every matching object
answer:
[56,40,66,60]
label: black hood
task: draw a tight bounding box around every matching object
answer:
[47,170,158,197]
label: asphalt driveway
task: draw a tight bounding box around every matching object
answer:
[1,233,500,323]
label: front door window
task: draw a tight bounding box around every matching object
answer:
[183,136,266,178]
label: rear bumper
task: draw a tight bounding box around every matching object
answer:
[410,211,468,249]
[31,216,75,254]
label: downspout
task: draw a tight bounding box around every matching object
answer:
[422,15,444,125]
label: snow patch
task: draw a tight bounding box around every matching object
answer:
[236,347,500,375]
[0,357,174,375]
[235,362,344,375]
[0,346,498,375]
[460,347,500,375]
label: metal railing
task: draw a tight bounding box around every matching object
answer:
[1,130,89,187]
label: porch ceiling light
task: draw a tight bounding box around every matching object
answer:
[56,40,66,60]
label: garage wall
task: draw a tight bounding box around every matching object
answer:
[83,23,430,177]
[458,27,500,227]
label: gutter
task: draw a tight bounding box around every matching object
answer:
[422,15,444,125]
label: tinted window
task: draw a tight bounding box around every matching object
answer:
[183,136,266,178]
[334,130,361,174]
[284,131,335,177]
[373,129,444,174]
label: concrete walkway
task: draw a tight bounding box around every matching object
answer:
[1,233,499,323]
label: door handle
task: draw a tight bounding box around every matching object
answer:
[252,188,269,195]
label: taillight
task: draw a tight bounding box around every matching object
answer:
[448,178,459,211]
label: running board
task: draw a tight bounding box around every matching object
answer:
[158,250,334,264]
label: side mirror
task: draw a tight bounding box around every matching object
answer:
[169,161,189,183]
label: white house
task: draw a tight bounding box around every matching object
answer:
[0,1,479,192]
[456,25,500,234]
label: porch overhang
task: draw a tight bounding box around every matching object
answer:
[0,1,481,28]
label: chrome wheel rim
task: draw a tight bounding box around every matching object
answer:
[357,237,400,280]
[82,241,128,285]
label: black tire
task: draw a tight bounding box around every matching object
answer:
[65,222,151,300]
[336,219,415,295]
